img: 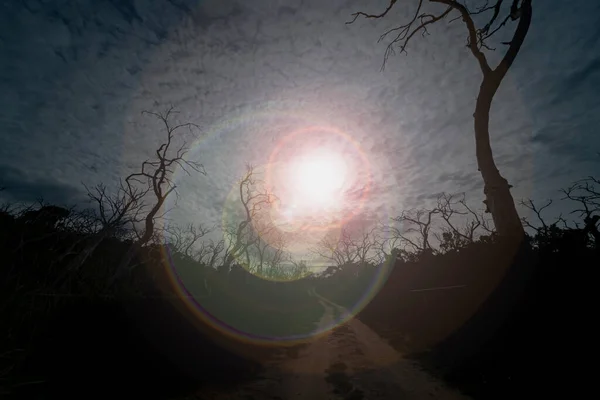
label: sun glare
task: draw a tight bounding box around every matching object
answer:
[291,151,347,207]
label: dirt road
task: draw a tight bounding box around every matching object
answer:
[199,290,470,400]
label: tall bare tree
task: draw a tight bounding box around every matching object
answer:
[348,0,531,241]
[219,165,278,274]
[110,107,206,284]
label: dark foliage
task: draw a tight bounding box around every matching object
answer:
[316,177,598,399]
[0,203,322,399]
[2,166,598,400]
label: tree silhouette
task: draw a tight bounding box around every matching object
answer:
[110,107,206,285]
[311,225,379,267]
[348,0,532,241]
[562,177,600,245]
[164,223,214,259]
[220,165,278,275]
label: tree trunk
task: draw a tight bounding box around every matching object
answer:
[474,77,525,242]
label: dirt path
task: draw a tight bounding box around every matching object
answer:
[198,290,470,400]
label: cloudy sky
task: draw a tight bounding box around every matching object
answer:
[1,0,600,262]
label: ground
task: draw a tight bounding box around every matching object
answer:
[195,290,470,400]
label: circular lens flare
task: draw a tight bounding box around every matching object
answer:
[266,125,372,233]
[292,150,347,207]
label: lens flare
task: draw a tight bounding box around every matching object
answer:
[157,106,395,350]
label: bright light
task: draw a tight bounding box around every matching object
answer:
[291,150,347,207]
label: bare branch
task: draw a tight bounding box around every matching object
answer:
[346,0,398,24]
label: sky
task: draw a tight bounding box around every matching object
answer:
[1,0,600,264]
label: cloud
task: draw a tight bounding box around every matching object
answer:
[0,164,84,206]
[1,0,599,236]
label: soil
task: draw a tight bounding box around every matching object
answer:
[194,290,470,400]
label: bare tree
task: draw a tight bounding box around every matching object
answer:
[110,107,206,284]
[262,231,289,277]
[248,211,287,276]
[287,258,311,280]
[389,207,440,254]
[219,165,278,274]
[199,238,225,268]
[437,193,494,240]
[312,227,357,267]
[519,199,559,235]
[561,177,600,245]
[164,223,214,258]
[348,0,531,241]
[62,181,148,274]
[373,230,400,265]
[263,254,310,281]
[311,225,379,267]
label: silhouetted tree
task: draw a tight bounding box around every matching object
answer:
[348,0,532,241]
[219,165,277,275]
[285,258,310,280]
[60,181,148,276]
[562,177,600,246]
[201,238,225,269]
[252,224,288,277]
[373,225,402,265]
[389,206,440,254]
[164,223,214,258]
[110,107,206,285]
[311,225,378,267]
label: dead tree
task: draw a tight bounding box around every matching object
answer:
[311,225,378,268]
[435,193,494,248]
[561,177,600,246]
[348,0,531,241]
[389,207,440,254]
[164,223,214,259]
[62,181,148,274]
[262,231,289,278]
[110,107,206,285]
[312,227,358,267]
[219,165,278,274]
[202,238,225,269]
[286,258,310,280]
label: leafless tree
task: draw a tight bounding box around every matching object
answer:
[312,227,356,267]
[110,107,206,284]
[389,207,440,254]
[247,209,286,276]
[436,193,494,242]
[311,225,379,267]
[219,165,278,274]
[386,193,493,255]
[263,255,310,281]
[348,0,531,241]
[164,223,214,258]
[61,181,148,274]
[519,199,562,235]
[198,238,225,268]
[561,177,600,244]
[262,231,289,276]
[289,258,311,279]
